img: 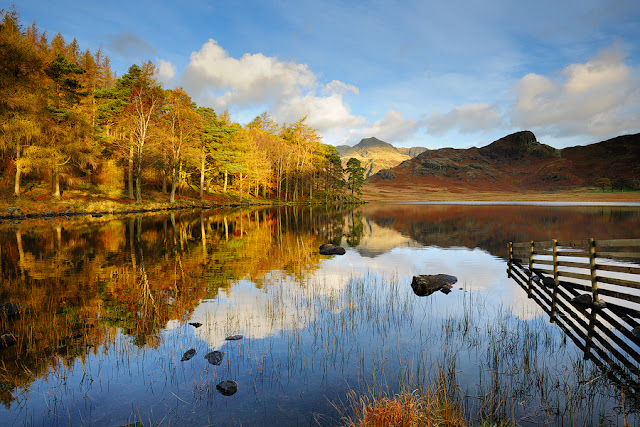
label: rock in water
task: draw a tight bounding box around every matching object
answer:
[181,348,196,361]
[411,274,458,297]
[319,244,346,255]
[204,350,224,365]
[225,335,243,341]
[632,326,640,339]
[216,380,238,396]
[0,334,17,349]
[189,322,202,328]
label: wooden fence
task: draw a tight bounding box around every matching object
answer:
[507,238,640,405]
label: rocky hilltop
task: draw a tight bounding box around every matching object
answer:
[337,137,427,178]
[368,131,640,192]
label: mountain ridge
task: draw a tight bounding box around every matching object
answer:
[367,130,640,192]
[337,137,427,178]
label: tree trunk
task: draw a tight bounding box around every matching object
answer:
[200,150,205,200]
[136,147,143,204]
[52,162,61,199]
[128,145,134,199]
[14,143,21,197]
[239,173,243,200]
[170,164,177,203]
[224,169,228,193]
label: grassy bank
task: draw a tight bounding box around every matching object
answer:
[0,185,363,218]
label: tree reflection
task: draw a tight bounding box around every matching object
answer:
[0,205,350,406]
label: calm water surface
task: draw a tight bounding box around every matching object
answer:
[1,203,640,426]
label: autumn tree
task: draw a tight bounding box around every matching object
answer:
[96,62,163,203]
[0,6,43,197]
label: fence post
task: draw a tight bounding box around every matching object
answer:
[528,240,534,296]
[550,239,559,322]
[588,238,598,302]
[508,242,513,278]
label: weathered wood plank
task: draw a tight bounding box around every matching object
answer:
[595,264,640,275]
[594,238,640,248]
[558,270,592,281]
[596,275,640,290]
[596,251,640,259]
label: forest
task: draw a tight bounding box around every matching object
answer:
[0,7,361,208]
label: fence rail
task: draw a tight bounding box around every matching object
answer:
[507,238,640,405]
[509,238,640,307]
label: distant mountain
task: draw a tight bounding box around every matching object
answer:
[338,137,427,178]
[367,131,640,192]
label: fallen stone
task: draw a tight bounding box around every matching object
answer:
[593,299,607,310]
[319,243,346,255]
[541,276,557,288]
[216,380,238,396]
[0,334,17,349]
[189,322,202,328]
[204,350,224,366]
[181,348,196,361]
[225,335,243,341]
[572,294,592,306]
[411,274,458,297]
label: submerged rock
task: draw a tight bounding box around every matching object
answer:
[411,274,458,297]
[319,243,346,255]
[181,348,196,361]
[189,322,202,328]
[216,380,238,396]
[0,334,17,349]
[225,335,243,341]
[204,350,224,366]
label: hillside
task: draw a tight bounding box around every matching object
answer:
[366,131,640,194]
[337,137,427,178]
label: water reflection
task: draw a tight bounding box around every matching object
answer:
[1,203,639,425]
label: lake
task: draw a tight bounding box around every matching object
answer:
[1,203,640,426]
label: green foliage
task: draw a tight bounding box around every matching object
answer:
[345,157,365,196]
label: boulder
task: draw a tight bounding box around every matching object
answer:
[0,334,17,349]
[319,244,346,255]
[189,322,202,328]
[541,276,557,288]
[204,350,224,366]
[181,348,196,361]
[5,207,20,217]
[411,274,458,297]
[216,380,238,396]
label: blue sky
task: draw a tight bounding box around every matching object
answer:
[13,0,640,149]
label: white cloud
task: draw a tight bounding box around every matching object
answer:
[425,103,503,136]
[341,110,423,145]
[512,45,640,137]
[156,59,176,84]
[181,39,363,133]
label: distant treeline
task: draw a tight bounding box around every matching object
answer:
[0,7,357,204]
